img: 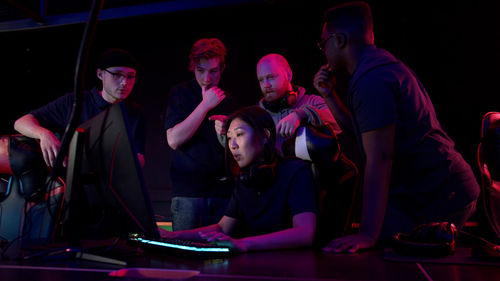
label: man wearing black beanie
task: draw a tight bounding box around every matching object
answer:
[14,48,146,169]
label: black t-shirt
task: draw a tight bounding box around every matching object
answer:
[225,158,318,238]
[164,79,236,198]
[30,87,146,154]
[348,45,479,215]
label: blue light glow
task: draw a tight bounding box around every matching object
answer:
[136,237,231,253]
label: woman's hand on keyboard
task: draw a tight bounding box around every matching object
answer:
[199,231,247,253]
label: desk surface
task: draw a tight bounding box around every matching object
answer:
[0,244,499,281]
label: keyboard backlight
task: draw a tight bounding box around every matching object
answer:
[137,238,231,252]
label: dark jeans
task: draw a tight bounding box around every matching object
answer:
[170,196,230,231]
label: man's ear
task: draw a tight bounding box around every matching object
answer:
[336,32,348,49]
[264,129,271,142]
[96,69,104,80]
[286,69,293,83]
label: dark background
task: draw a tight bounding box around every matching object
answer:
[1,0,499,220]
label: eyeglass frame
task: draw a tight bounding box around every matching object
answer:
[317,33,338,52]
[103,69,137,81]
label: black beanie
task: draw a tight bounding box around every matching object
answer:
[97,48,138,71]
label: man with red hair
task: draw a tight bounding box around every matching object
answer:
[165,38,235,231]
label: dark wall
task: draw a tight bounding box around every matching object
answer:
[2,1,500,218]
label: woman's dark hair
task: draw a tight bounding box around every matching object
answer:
[224,105,277,177]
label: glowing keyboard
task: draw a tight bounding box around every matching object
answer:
[127,233,234,258]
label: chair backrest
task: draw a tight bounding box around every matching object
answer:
[281,124,359,246]
[0,134,48,201]
[477,111,500,244]
[0,176,25,249]
[0,135,65,258]
[282,124,340,163]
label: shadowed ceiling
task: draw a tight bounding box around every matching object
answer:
[0,0,267,32]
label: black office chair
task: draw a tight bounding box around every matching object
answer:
[0,135,65,252]
[477,112,500,246]
[282,124,359,247]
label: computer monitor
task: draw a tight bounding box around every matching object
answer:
[63,102,159,246]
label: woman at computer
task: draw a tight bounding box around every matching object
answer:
[160,105,318,252]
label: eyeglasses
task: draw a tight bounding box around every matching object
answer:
[317,33,338,52]
[104,69,136,81]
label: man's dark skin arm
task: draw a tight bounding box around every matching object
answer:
[323,124,395,253]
